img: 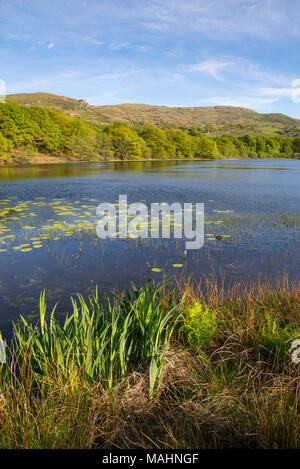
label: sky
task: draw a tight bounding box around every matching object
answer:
[1,0,300,116]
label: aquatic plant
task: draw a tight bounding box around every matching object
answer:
[10,282,184,398]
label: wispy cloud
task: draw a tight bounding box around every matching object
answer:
[142,0,300,40]
[187,59,232,78]
[182,56,288,87]
[204,96,279,109]
[7,78,51,93]
[1,1,300,116]
[259,87,293,98]
[81,36,102,46]
[259,79,300,103]
[107,42,150,53]
[93,70,140,81]
[141,21,168,31]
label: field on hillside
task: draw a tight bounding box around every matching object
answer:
[8,92,300,137]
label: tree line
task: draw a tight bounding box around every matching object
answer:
[1,100,300,162]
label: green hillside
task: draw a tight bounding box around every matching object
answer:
[8,92,300,137]
[1,97,300,164]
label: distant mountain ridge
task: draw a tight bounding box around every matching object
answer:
[7,92,300,137]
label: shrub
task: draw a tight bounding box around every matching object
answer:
[105,123,145,160]
[68,134,98,160]
[181,300,218,350]
[139,126,176,159]
[260,313,300,359]
[13,145,36,164]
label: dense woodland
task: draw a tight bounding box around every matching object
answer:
[1,100,300,163]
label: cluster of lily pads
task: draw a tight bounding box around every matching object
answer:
[0,197,235,260]
[1,196,300,287]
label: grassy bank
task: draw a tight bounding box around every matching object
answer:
[1,154,299,168]
[0,154,239,167]
[0,278,299,449]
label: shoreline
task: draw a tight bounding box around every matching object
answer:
[0,154,298,168]
[0,277,299,449]
[0,156,228,167]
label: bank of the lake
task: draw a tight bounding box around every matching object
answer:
[0,278,299,449]
[0,153,298,168]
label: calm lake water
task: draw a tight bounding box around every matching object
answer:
[0,159,299,335]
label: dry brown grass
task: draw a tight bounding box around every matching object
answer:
[8,92,299,135]
[0,276,299,449]
[91,348,299,449]
[86,276,299,449]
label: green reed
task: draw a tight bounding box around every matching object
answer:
[7,282,184,399]
[0,277,299,449]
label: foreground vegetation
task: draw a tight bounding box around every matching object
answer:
[0,278,299,449]
[1,100,300,163]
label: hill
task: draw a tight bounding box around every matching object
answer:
[8,92,300,137]
[1,97,300,165]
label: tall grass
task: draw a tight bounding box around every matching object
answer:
[0,277,299,449]
[6,282,184,398]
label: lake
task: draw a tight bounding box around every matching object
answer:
[0,158,299,336]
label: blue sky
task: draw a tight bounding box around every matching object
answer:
[1,0,300,117]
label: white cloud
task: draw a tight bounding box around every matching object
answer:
[109,42,130,51]
[47,42,55,49]
[81,36,102,46]
[188,59,232,78]
[0,79,6,103]
[93,70,140,81]
[143,0,299,40]
[259,87,292,98]
[204,95,278,109]
[7,78,51,93]
[107,42,150,52]
[184,57,287,86]
[243,62,288,86]
[136,45,150,52]
[259,79,300,103]
[141,22,168,31]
